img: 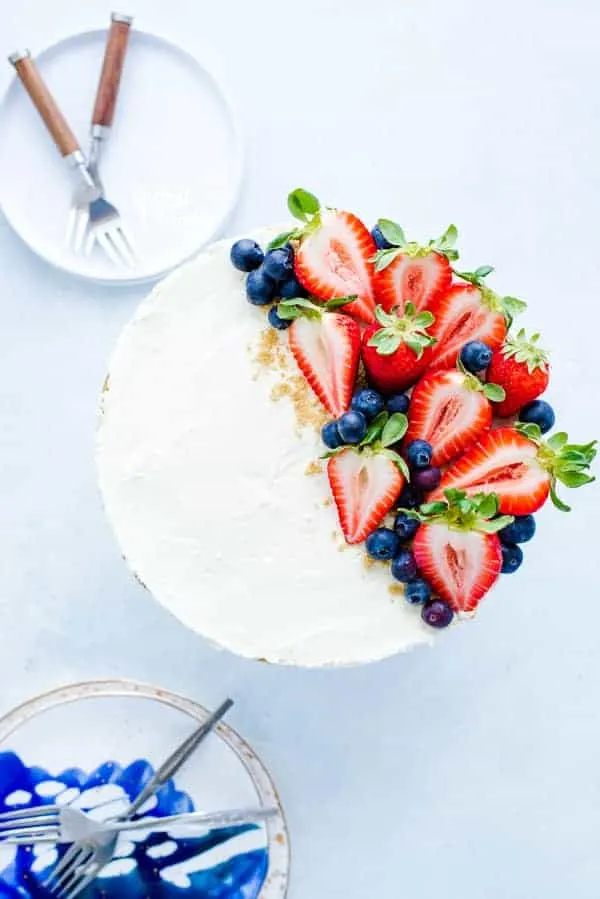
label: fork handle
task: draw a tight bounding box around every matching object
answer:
[9,51,80,157]
[92,13,133,130]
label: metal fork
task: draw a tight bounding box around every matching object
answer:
[39,697,234,899]
[8,48,133,267]
[0,803,277,845]
[67,13,135,263]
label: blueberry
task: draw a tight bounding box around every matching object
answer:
[321,420,343,450]
[371,224,393,250]
[406,439,433,470]
[268,305,291,330]
[230,239,264,272]
[365,527,401,561]
[398,485,423,510]
[499,514,536,545]
[422,599,454,628]
[391,549,418,583]
[246,268,277,306]
[405,578,432,605]
[501,543,524,574]
[518,399,555,435]
[386,393,410,414]
[263,246,294,284]
[337,410,367,444]
[351,388,385,421]
[412,466,442,492]
[279,274,308,299]
[394,510,420,541]
[460,340,493,373]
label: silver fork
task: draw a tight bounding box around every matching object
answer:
[68,13,132,251]
[67,13,135,263]
[8,48,133,267]
[0,803,277,845]
[40,697,234,899]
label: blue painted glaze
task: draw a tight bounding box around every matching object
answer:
[0,752,268,899]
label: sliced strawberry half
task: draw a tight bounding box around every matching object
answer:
[288,308,360,418]
[328,447,404,544]
[414,522,502,613]
[430,428,548,514]
[405,369,495,467]
[294,210,377,324]
[431,426,597,514]
[428,284,507,371]
[373,252,452,315]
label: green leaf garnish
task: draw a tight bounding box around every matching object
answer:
[408,489,514,535]
[361,411,388,446]
[287,188,320,222]
[502,295,528,318]
[381,413,408,448]
[483,383,506,402]
[377,218,406,247]
[325,295,357,310]
[419,501,448,516]
[477,493,499,519]
[267,229,300,250]
[371,247,403,272]
[382,449,411,481]
[276,298,321,320]
[547,432,568,451]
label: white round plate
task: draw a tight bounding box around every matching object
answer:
[0,680,289,898]
[0,29,243,284]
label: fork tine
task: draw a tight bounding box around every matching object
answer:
[0,824,60,840]
[96,231,127,267]
[62,864,100,899]
[72,210,89,255]
[52,850,94,899]
[112,226,136,265]
[44,844,90,888]
[0,804,59,821]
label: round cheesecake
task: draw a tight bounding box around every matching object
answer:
[97,226,436,666]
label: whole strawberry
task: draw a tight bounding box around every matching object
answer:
[488,329,549,417]
[362,303,436,394]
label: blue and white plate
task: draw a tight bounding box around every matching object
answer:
[0,681,289,898]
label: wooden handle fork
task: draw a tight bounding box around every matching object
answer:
[92,13,133,130]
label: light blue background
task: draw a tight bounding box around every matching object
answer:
[1,1,599,897]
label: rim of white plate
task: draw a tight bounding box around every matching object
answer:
[0,27,245,287]
[0,679,289,898]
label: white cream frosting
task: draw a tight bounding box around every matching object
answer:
[96,225,436,666]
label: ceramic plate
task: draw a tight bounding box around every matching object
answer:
[0,680,288,897]
[0,29,243,284]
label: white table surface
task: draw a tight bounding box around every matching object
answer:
[1,1,599,896]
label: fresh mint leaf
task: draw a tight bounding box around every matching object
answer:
[377,219,406,247]
[362,412,388,446]
[287,188,320,222]
[381,413,408,447]
[267,229,298,250]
